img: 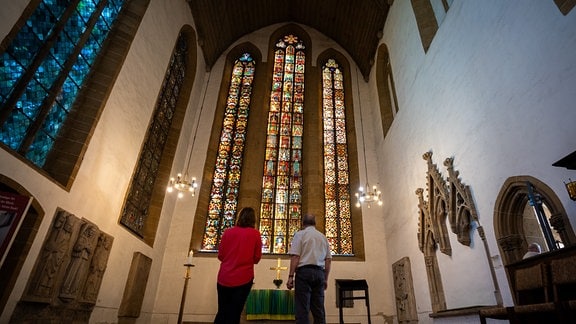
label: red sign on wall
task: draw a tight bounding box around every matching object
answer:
[0,191,33,266]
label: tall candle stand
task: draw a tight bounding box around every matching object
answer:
[178,251,195,324]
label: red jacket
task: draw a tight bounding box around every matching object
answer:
[217,226,262,287]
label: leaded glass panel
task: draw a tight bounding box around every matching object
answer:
[322,59,353,255]
[201,53,256,251]
[0,0,125,168]
[119,32,188,236]
[259,35,305,254]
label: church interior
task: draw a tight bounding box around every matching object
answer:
[1,0,576,323]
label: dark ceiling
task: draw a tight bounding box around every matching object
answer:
[187,0,391,81]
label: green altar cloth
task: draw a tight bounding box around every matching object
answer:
[245,289,295,320]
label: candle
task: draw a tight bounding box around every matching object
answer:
[186,250,194,265]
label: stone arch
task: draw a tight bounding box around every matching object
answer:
[494,175,575,265]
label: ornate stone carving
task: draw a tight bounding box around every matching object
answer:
[80,233,113,304]
[416,188,429,253]
[549,213,572,247]
[497,234,524,264]
[24,210,79,302]
[60,222,99,300]
[423,151,451,255]
[14,211,113,323]
[444,157,479,246]
[416,152,448,313]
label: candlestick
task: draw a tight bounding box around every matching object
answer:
[178,250,195,324]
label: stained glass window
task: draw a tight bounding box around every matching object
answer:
[120,32,188,236]
[322,59,353,255]
[259,35,305,254]
[0,0,125,167]
[201,53,256,250]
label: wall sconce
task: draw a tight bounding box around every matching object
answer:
[565,178,576,201]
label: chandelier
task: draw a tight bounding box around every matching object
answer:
[354,69,382,208]
[167,71,210,198]
[167,173,197,199]
[355,183,382,208]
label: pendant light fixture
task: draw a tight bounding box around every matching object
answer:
[354,69,382,208]
[167,72,211,198]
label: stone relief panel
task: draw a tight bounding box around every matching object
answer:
[392,257,418,323]
[13,209,113,323]
[80,233,113,304]
[24,210,80,302]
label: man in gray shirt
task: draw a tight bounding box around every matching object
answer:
[287,214,332,324]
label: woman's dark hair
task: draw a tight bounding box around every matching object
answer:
[236,207,256,228]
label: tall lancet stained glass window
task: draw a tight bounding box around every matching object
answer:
[259,35,305,254]
[0,0,125,166]
[322,59,353,255]
[120,32,189,236]
[201,53,256,251]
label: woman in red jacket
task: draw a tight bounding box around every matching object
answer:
[214,207,262,324]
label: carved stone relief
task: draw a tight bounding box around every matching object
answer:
[12,209,113,323]
[416,187,447,313]
[416,151,487,312]
[444,157,479,246]
[25,210,79,302]
[423,152,451,256]
[80,233,112,304]
[392,257,418,323]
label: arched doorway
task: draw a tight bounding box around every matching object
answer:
[493,175,575,266]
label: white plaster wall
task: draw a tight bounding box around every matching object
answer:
[0,0,195,323]
[378,0,576,321]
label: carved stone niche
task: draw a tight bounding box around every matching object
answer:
[11,210,113,323]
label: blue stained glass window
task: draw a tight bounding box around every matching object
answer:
[0,0,126,167]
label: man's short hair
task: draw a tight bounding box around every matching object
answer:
[302,214,316,226]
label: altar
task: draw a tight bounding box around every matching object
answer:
[245,289,295,320]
